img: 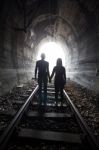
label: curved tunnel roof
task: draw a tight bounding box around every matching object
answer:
[0,0,99,94]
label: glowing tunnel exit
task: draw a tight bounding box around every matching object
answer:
[37,41,65,73]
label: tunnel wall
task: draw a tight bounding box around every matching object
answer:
[0,24,34,95]
[58,0,99,92]
[0,0,99,95]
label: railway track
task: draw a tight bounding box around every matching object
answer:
[0,83,99,150]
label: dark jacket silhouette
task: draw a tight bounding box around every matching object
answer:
[35,53,50,106]
[50,58,66,106]
[51,66,66,86]
[35,59,49,83]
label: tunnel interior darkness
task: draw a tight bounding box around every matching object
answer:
[0,0,99,95]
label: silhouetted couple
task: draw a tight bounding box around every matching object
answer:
[35,53,66,107]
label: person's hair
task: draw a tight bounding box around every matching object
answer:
[41,53,45,59]
[56,58,62,66]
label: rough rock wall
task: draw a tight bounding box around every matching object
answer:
[0,0,99,95]
[0,1,35,95]
[58,0,99,91]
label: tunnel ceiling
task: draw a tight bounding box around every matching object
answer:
[0,0,99,94]
[2,0,98,58]
[1,0,98,37]
[1,0,99,47]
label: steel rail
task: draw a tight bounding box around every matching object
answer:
[63,89,99,150]
[0,85,39,150]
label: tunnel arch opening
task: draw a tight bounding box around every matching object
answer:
[34,37,71,76]
[30,13,79,78]
[37,41,65,73]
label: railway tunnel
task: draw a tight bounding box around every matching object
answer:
[0,0,99,95]
[0,0,99,149]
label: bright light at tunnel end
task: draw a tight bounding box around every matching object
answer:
[37,41,65,73]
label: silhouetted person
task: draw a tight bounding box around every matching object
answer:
[50,58,66,106]
[35,53,50,106]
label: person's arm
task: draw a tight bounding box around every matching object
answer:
[47,62,50,78]
[35,61,38,80]
[50,67,55,79]
[64,67,66,84]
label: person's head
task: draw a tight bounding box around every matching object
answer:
[41,53,45,60]
[56,58,62,66]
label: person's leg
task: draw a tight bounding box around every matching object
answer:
[55,84,59,106]
[38,79,42,105]
[43,78,47,106]
[60,86,64,106]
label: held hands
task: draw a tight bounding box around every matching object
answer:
[49,77,51,83]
